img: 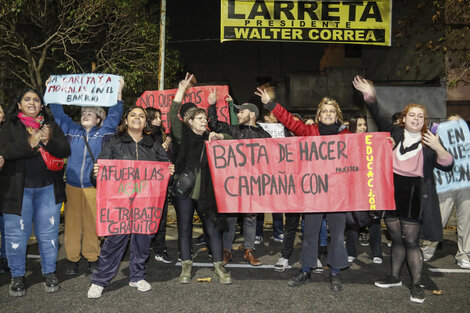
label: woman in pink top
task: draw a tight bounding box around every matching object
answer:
[353,76,453,304]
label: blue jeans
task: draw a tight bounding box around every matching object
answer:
[256,213,284,238]
[3,185,61,277]
[0,214,6,257]
[319,217,328,247]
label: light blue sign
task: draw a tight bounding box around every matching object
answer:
[44,73,120,107]
[433,119,470,193]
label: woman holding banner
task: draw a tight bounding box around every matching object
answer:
[0,89,70,297]
[47,77,124,276]
[256,89,350,292]
[353,75,453,304]
[87,105,175,299]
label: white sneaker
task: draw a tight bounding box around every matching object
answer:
[273,234,284,243]
[274,257,290,272]
[348,256,356,263]
[254,236,263,245]
[312,258,324,273]
[373,257,383,264]
[457,260,470,269]
[87,284,104,299]
[129,280,152,292]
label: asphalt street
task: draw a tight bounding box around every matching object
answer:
[0,210,469,313]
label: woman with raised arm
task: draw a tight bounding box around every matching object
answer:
[0,89,70,297]
[353,75,453,304]
[87,106,175,299]
[256,88,350,292]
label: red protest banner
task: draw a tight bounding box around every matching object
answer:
[136,85,230,132]
[96,159,171,236]
[206,133,395,213]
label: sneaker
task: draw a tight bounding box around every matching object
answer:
[347,256,356,263]
[254,236,263,245]
[43,273,60,293]
[330,274,342,292]
[129,279,152,292]
[66,260,79,276]
[273,234,284,243]
[155,250,173,264]
[87,283,104,299]
[9,276,26,297]
[457,260,470,269]
[375,274,402,288]
[410,284,425,304]
[288,270,311,287]
[0,257,10,273]
[88,261,99,274]
[274,257,290,272]
[195,234,207,246]
[359,233,369,246]
[312,259,324,273]
[372,257,383,264]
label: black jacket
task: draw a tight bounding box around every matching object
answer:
[0,113,70,215]
[367,100,453,241]
[208,104,271,139]
[98,132,169,162]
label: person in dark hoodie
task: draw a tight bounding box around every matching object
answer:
[0,88,70,297]
[208,88,271,267]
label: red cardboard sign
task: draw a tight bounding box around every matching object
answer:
[136,85,230,132]
[96,159,171,236]
[206,133,395,213]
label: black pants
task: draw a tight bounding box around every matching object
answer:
[281,213,301,259]
[152,198,168,253]
[173,196,223,262]
[345,219,382,258]
[300,212,348,270]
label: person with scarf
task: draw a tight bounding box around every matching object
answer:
[256,88,350,292]
[0,88,70,297]
[353,75,453,304]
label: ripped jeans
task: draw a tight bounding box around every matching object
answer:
[3,184,61,277]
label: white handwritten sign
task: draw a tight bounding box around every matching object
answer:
[44,74,120,106]
[434,119,470,193]
[258,123,285,138]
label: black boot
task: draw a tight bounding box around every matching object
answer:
[288,270,311,287]
[10,276,26,297]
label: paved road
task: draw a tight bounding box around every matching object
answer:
[1,211,469,313]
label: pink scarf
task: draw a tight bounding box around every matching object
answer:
[18,112,44,134]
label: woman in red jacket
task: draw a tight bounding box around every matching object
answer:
[256,89,350,292]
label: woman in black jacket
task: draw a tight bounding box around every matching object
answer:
[0,89,70,297]
[172,105,232,285]
[87,106,175,299]
[353,76,453,304]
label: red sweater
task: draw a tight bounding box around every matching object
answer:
[271,103,350,136]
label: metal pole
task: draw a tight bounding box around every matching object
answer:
[158,0,166,90]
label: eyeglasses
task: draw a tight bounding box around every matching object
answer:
[194,116,207,121]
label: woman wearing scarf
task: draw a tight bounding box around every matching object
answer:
[353,76,453,304]
[0,89,70,297]
[256,89,350,292]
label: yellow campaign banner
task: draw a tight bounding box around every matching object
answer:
[220,0,392,46]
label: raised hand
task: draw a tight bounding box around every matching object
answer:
[118,77,125,101]
[175,73,196,102]
[254,87,271,104]
[353,75,376,103]
[208,88,217,105]
[423,130,451,159]
[225,94,233,102]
